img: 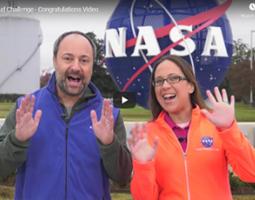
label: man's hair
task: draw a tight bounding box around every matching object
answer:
[53,31,97,63]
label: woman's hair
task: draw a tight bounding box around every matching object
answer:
[149,55,207,120]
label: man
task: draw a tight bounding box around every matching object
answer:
[0,31,132,199]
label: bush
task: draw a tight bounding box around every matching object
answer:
[0,94,22,102]
[230,172,255,194]
[0,185,14,199]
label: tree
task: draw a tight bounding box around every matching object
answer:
[225,61,255,102]
[220,39,255,103]
[232,39,250,64]
[86,32,118,97]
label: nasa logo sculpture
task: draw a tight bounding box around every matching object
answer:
[105,0,233,108]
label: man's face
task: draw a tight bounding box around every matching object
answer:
[54,34,94,97]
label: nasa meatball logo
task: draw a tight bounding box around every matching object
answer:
[105,0,233,108]
[201,136,214,148]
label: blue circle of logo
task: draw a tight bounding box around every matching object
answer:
[105,0,233,108]
[201,136,214,148]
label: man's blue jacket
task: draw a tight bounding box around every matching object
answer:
[15,74,121,200]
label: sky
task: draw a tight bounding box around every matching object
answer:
[1,0,255,72]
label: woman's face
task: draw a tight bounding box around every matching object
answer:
[154,60,194,115]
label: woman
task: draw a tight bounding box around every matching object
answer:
[128,55,255,200]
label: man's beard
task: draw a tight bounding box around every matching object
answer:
[56,68,88,97]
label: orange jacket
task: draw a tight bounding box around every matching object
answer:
[131,107,255,200]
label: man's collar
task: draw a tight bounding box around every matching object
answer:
[79,85,96,102]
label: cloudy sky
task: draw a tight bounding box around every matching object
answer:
[1,0,255,72]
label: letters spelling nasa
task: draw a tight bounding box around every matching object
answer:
[105,26,228,58]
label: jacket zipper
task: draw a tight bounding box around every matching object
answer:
[173,130,191,200]
[52,93,73,200]
[65,123,69,200]
[183,153,191,200]
[184,126,191,200]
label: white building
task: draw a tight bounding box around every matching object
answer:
[0,16,42,94]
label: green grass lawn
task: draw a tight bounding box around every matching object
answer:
[111,194,255,200]
[0,102,14,118]
[120,102,255,122]
[1,102,255,121]
[120,106,152,121]
[235,103,255,122]
[0,186,254,200]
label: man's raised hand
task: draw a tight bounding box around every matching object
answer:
[15,95,42,142]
